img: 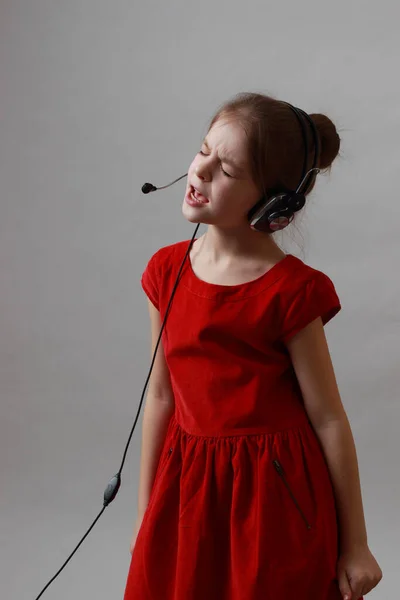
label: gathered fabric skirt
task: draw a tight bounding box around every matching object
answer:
[123,414,362,600]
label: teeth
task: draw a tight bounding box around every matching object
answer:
[191,191,206,204]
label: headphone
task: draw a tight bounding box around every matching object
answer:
[34,103,320,600]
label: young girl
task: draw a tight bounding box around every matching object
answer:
[124,93,382,599]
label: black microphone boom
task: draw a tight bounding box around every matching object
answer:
[141,173,188,194]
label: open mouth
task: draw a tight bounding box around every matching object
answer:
[189,185,209,204]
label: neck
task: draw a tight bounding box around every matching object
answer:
[197,225,285,262]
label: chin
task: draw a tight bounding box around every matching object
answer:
[181,201,205,224]
[182,211,206,225]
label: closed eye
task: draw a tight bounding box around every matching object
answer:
[198,150,233,178]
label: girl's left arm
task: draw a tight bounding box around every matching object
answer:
[286,317,383,598]
[286,316,367,551]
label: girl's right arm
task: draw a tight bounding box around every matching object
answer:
[130,300,174,551]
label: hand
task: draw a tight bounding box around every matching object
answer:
[337,544,383,599]
[129,513,145,555]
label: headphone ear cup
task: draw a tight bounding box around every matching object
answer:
[247,192,290,221]
[248,192,293,233]
[248,190,307,233]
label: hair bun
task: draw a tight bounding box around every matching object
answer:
[309,113,340,170]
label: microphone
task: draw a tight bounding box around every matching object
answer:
[141,173,188,194]
[141,183,157,193]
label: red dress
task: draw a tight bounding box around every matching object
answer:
[124,239,362,600]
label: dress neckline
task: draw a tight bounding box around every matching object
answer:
[178,239,298,301]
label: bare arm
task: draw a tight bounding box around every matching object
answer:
[137,299,175,518]
[286,317,367,552]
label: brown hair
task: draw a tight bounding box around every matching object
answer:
[206,92,340,198]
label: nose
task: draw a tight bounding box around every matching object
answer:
[195,156,211,181]
[195,165,209,181]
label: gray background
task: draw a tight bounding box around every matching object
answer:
[0,1,397,598]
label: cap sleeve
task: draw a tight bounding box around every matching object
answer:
[141,252,159,310]
[280,271,341,344]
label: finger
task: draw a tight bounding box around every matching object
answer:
[349,577,365,600]
[338,568,352,600]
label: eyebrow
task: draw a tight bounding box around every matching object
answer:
[203,138,246,175]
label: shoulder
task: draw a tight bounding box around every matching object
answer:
[144,239,190,272]
[278,254,338,298]
[141,240,191,310]
[274,255,341,343]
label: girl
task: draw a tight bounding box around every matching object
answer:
[124,93,382,599]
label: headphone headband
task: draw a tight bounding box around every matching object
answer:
[283,103,320,195]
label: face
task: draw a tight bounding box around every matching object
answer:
[182,119,262,229]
